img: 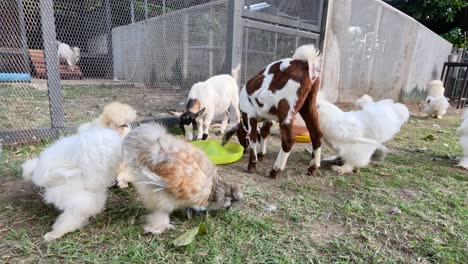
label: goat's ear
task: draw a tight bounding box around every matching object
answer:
[168,110,182,118]
[195,107,206,119]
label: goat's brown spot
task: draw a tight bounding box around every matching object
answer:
[267,62,282,74]
[187,98,201,113]
[246,69,265,95]
[267,60,309,93]
[260,121,273,139]
[268,106,278,116]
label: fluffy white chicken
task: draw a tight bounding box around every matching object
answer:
[427,80,445,97]
[457,110,468,169]
[354,94,374,109]
[123,124,243,234]
[78,102,138,189]
[21,128,122,241]
[423,80,449,119]
[423,96,449,119]
[317,94,409,174]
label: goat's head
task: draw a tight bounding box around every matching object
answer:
[168,107,206,141]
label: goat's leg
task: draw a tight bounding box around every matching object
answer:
[270,122,294,179]
[218,111,230,135]
[231,96,241,124]
[202,111,215,140]
[247,117,258,173]
[196,119,204,140]
[299,94,322,176]
[270,100,295,179]
[257,121,273,161]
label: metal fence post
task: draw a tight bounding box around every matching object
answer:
[17,0,30,75]
[183,12,189,79]
[106,0,113,79]
[226,0,243,84]
[40,0,65,135]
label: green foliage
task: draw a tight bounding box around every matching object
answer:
[442,28,466,48]
[385,0,468,23]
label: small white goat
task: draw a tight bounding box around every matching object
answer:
[169,66,241,141]
[57,41,80,70]
[457,110,468,169]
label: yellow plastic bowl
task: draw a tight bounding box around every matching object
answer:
[295,134,311,143]
[191,140,244,165]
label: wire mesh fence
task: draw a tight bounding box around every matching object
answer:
[0,0,324,145]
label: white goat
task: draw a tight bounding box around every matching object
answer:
[57,41,81,70]
[169,66,241,141]
[458,110,468,169]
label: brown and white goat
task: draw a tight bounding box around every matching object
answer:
[222,45,322,178]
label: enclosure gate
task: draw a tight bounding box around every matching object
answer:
[0,0,325,145]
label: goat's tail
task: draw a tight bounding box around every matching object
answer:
[221,123,240,146]
[231,64,241,82]
[293,44,321,81]
[21,157,39,181]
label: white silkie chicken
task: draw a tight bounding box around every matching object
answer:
[423,80,449,119]
[317,93,409,174]
[21,127,122,241]
[354,94,374,109]
[457,110,468,169]
[123,124,243,235]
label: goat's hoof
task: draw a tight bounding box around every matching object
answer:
[202,134,208,140]
[215,131,222,136]
[307,165,318,176]
[247,163,256,173]
[257,153,264,161]
[269,169,281,179]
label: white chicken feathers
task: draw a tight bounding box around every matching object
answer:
[317,94,409,173]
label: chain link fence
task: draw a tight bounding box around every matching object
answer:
[0,0,324,145]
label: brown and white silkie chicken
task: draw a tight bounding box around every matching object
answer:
[122,124,243,234]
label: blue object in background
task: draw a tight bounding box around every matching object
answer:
[0,73,31,82]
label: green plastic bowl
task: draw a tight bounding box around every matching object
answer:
[191,140,244,165]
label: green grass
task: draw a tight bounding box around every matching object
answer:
[0,84,184,129]
[1,109,467,263]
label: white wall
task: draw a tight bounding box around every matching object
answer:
[321,0,453,103]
